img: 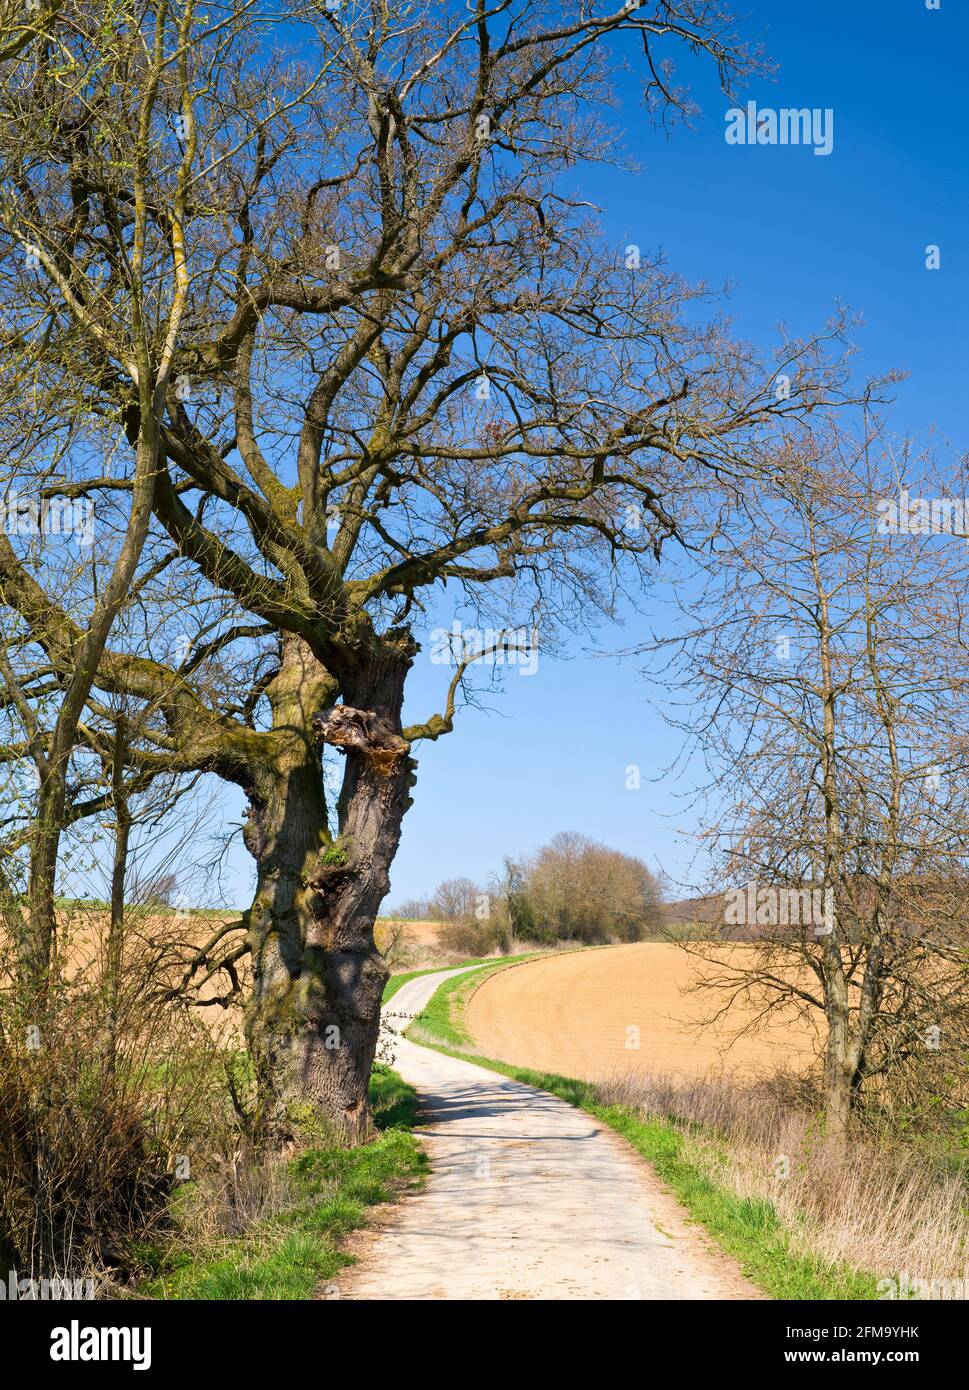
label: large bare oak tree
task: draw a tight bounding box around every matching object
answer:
[0,0,853,1139]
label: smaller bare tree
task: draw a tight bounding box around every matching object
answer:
[645,424,969,1138]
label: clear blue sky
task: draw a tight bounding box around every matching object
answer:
[194,0,969,911]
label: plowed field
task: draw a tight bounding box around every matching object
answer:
[465,944,823,1083]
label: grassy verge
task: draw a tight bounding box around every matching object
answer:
[142,1065,426,1300]
[406,959,880,1301]
[402,954,545,1044]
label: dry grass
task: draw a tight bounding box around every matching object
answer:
[599,1069,969,1293]
[170,1143,294,1247]
[0,905,240,1286]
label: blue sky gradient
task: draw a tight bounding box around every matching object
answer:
[381,0,969,908]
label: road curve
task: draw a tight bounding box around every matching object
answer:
[338,966,760,1301]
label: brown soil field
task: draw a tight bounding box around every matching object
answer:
[465,943,824,1084]
[6,910,439,965]
[3,909,443,994]
[374,917,441,953]
[3,910,448,1047]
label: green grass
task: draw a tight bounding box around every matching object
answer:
[402,955,544,1043]
[143,1064,426,1301]
[53,895,232,913]
[406,960,881,1301]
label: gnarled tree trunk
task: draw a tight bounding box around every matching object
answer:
[242,636,416,1145]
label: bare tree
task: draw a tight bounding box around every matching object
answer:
[0,1,858,1141]
[645,423,969,1138]
[0,0,208,999]
[526,830,662,942]
[428,877,482,924]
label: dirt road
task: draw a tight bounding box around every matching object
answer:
[339,967,759,1301]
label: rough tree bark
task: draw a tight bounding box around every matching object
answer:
[242,633,416,1143]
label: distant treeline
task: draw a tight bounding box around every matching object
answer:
[389,831,664,954]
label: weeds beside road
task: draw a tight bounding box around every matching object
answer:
[142,1066,425,1300]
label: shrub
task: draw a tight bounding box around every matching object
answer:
[0,922,226,1287]
[437,920,509,958]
